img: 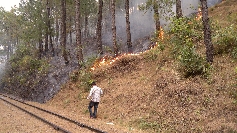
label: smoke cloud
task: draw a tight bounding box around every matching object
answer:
[101,0,222,53]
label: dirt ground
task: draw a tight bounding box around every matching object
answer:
[0,98,58,133]
[0,95,139,133]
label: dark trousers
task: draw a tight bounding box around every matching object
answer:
[88,101,99,118]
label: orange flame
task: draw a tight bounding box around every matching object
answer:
[196,8,202,20]
[91,27,165,71]
[159,26,164,40]
[90,53,141,71]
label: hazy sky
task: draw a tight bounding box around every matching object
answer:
[0,0,21,11]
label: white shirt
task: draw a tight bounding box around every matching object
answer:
[88,85,103,102]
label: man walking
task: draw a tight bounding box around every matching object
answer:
[87,81,103,118]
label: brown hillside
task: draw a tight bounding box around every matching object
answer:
[47,1,237,132]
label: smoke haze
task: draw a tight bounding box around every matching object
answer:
[101,0,222,53]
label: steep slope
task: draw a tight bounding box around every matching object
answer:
[47,1,237,132]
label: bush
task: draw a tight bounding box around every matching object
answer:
[70,56,97,91]
[168,17,210,77]
[2,44,49,96]
[78,70,94,92]
[168,17,203,58]
[213,24,237,55]
[144,46,161,61]
[178,46,210,78]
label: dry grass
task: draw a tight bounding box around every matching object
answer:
[209,0,237,27]
[47,1,237,132]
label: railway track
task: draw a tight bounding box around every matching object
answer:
[0,93,107,133]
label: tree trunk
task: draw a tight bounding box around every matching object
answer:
[69,16,73,45]
[176,0,182,18]
[76,0,83,64]
[125,0,132,53]
[153,2,160,33]
[97,0,103,55]
[84,14,88,38]
[61,0,69,64]
[38,6,43,59]
[47,0,54,57]
[111,0,118,56]
[50,34,54,56]
[45,0,50,54]
[200,0,214,63]
[39,38,43,59]
[55,18,59,45]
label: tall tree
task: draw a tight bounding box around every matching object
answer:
[81,0,97,38]
[200,0,214,63]
[97,0,103,55]
[111,0,118,56]
[45,0,49,54]
[75,0,83,64]
[61,0,69,64]
[153,1,160,33]
[125,0,132,53]
[176,0,182,18]
[47,0,54,56]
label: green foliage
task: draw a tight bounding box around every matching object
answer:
[70,56,97,91]
[213,24,237,56]
[138,0,175,17]
[4,44,49,88]
[178,46,210,78]
[144,46,161,61]
[212,12,237,58]
[78,69,94,92]
[168,17,210,77]
[169,17,203,57]
[135,118,161,132]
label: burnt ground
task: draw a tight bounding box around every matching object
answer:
[0,32,151,104]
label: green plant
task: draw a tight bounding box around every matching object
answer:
[2,44,49,95]
[144,46,160,61]
[178,46,211,77]
[213,24,237,55]
[70,71,79,82]
[136,118,161,132]
[168,17,210,77]
[78,69,94,92]
[168,17,203,58]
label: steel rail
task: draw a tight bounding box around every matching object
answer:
[0,96,71,133]
[0,93,107,133]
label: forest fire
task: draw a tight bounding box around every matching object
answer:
[91,26,165,71]
[159,26,164,40]
[196,8,202,20]
[90,53,140,71]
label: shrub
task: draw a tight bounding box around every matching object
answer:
[144,46,161,61]
[168,17,203,58]
[168,17,210,77]
[78,69,94,92]
[70,56,97,91]
[2,44,49,95]
[213,24,237,55]
[178,46,210,78]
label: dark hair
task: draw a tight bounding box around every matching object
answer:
[91,81,96,85]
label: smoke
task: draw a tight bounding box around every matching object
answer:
[102,0,155,52]
[181,0,222,16]
[101,0,222,53]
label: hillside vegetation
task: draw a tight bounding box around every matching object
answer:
[48,1,237,132]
